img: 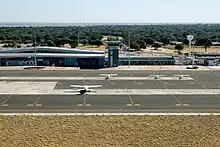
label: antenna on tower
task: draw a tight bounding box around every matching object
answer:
[77,17,81,47]
[82,16,84,27]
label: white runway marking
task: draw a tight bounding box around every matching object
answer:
[189,82,196,84]
[2,88,220,95]
[35,104,42,107]
[137,83,143,85]
[0,81,57,95]
[164,85,182,105]
[175,104,182,107]
[1,113,220,116]
[0,76,194,81]
[183,104,190,107]
[26,104,42,107]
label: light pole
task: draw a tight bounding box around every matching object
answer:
[187,35,194,57]
[187,35,194,67]
[34,36,37,68]
[128,33,131,68]
[77,31,80,47]
[192,42,196,67]
[77,16,84,47]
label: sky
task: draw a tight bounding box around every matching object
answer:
[0,0,220,23]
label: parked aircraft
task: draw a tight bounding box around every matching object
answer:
[174,74,190,80]
[65,85,102,95]
[100,74,118,80]
[150,75,165,79]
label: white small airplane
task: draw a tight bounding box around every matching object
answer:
[65,85,102,95]
[174,74,190,80]
[150,74,165,79]
[100,74,118,80]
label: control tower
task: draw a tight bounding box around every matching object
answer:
[107,41,121,67]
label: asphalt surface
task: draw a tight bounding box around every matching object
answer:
[1,94,220,113]
[1,70,220,113]
[0,70,216,77]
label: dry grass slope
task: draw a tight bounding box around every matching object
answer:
[0,116,220,147]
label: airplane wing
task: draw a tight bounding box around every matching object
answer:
[174,74,189,77]
[100,74,118,76]
[110,74,118,76]
[87,85,102,88]
[150,74,165,77]
[65,89,84,92]
[70,85,85,88]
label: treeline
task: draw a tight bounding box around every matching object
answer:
[0,24,220,48]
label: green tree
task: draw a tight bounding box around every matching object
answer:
[144,38,154,45]
[137,40,146,49]
[88,40,96,46]
[46,40,56,47]
[196,38,212,52]
[69,35,78,40]
[130,42,140,51]
[54,38,62,47]
[175,44,184,55]
[2,24,220,48]
[89,40,102,47]
[70,42,78,48]
[161,37,170,45]
[62,38,72,44]
[95,40,103,47]
[0,34,5,40]
[12,41,17,48]
[152,43,162,50]
[36,35,41,43]
[204,43,211,52]
[82,39,88,46]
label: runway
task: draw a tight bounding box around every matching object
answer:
[1,70,220,113]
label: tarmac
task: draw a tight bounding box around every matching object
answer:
[0,65,219,71]
[1,70,220,113]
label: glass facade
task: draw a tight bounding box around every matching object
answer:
[77,58,99,69]
[119,60,175,65]
[0,47,105,68]
[0,46,175,68]
[108,49,119,67]
[106,56,176,66]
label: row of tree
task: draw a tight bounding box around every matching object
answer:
[0,24,219,49]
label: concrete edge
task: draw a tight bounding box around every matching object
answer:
[0,66,220,71]
[1,113,220,116]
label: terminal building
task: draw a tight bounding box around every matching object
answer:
[195,53,220,66]
[0,41,176,69]
[106,41,175,66]
[0,47,105,69]
[179,53,220,66]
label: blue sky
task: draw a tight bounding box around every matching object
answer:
[0,0,219,23]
